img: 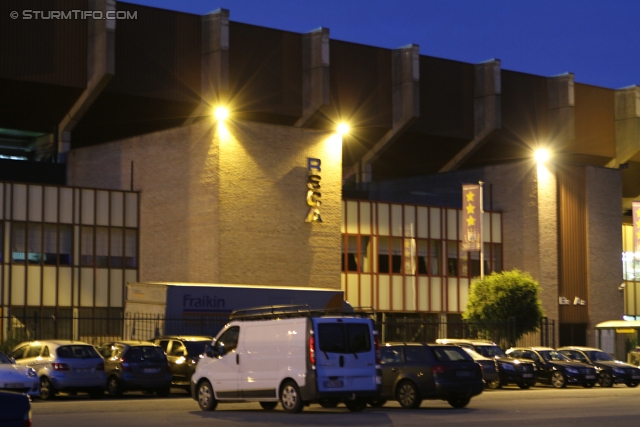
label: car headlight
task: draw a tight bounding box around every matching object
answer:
[565,367,578,374]
[612,368,625,374]
[501,364,516,371]
[27,368,36,378]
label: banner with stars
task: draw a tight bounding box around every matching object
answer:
[633,201,640,254]
[462,184,482,252]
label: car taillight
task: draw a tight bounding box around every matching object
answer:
[120,357,132,372]
[309,335,316,365]
[431,365,452,375]
[53,363,69,371]
[373,332,381,365]
[96,362,104,371]
[23,410,32,427]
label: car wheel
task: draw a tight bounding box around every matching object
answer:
[447,396,471,409]
[487,377,503,389]
[318,400,339,408]
[368,398,387,408]
[625,381,639,388]
[156,387,171,397]
[345,399,367,412]
[259,401,278,410]
[598,372,614,388]
[517,382,531,389]
[39,377,56,400]
[197,380,217,411]
[88,388,104,399]
[107,376,123,397]
[551,371,567,388]
[396,380,421,409]
[280,380,304,413]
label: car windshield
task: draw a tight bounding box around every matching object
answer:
[539,350,570,362]
[56,345,101,359]
[585,351,614,362]
[129,346,166,361]
[475,345,507,358]
[0,352,12,364]
[184,340,211,356]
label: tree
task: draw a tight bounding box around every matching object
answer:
[463,269,544,346]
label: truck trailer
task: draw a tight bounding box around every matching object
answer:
[123,282,346,340]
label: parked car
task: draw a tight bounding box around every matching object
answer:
[436,339,536,389]
[0,352,39,397]
[460,347,500,387]
[0,391,32,427]
[10,340,105,400]
[558,346,640,388]
[152,335,213,393]
[505,347,597,388]
[192,305,381,413]
[97,341,173,397]
[375,343,483,409]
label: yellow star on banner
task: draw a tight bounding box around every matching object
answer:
[466,203,475,214]
[637,230,640,240]
[636,219,640,229]
[466,216,476,226]
[466,191,475,202]
[636,208,640,217]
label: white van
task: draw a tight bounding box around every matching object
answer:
[191,305,381,413]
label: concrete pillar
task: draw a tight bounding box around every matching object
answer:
[356,44,420,184]
[606,86,640,168]
[294,28,330,128]
[439,59,501,172]
[57,0,116,163]
[547,73,575,150]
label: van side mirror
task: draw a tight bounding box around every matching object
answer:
[204,344,214,358]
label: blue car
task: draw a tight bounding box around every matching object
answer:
[0,391,32,427]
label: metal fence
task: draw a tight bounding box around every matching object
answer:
[0,311,555,354]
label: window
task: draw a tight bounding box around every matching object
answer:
[433,347,472,362]
[11,222,26,263]
[110,228,123,268]
[59,225,72,265]
[157,340,170,352]
[43,224,57,265]
[343,235,372,273]
[447,241,458,276]
[318,323,371,354]
[215,326,239,356]
[125,229,137,268]
[96,227,108,267]
[80,226,93,266]
[405,346,427,362]
[27,223,42,264]
[378,237,402,274]
[381,347,402,364]
[0,222,3,263]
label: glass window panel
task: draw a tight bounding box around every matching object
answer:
[96,227,108,268]
[27,223,42,264]
[110,228,123,268]
[417,239,428,275]
[59,225,72,266]
[80,226,93,266]
[430,240,441,276]
[391,237,402,273]
[493,243,503,273]
[125,229,137,268]
[360,236,372,273]
[346,236,358,272]
[378,236,390,273]
[447,241,458,276]
[43,224,57,265]
[0,221,3,263]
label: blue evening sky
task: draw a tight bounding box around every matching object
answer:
[127,0,640,90]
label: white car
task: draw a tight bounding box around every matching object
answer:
[0,352,39,397]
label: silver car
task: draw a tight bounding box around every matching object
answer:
[0,352,39,397]
[10,340,106,400]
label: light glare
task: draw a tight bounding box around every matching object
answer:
[534,149,549,163]
[214,107,229,121]
[337,123,350,135]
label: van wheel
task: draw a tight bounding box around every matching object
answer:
[280,380,303,413]
[259,402,278,411]
[345,399,367,412]
[368,398,387,408]
[197,380,218,411]
[396,380,421,409]
[39,377,56,400]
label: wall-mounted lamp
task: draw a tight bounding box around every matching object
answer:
[337,123,350,136]
[534,148,550,163]
[214,107,229,121]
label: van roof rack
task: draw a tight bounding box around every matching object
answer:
[229,304,376,321]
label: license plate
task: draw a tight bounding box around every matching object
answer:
[585,375,595,379]
[522,373,533,378]
[75,368,90,373]
[3,383,23,388]
[323,380,344,388]
[633,376,640,379]
[143,368,159,373]
[456,371,472,378]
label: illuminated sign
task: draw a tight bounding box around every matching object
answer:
[305,158,322,223]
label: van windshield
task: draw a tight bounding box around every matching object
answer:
[318,323,371,354]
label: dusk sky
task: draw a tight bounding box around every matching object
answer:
[126,0,640,90]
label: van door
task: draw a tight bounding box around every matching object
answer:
[314,319,377,393]
[211,326,241,399]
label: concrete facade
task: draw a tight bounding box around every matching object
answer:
[67,119,342,289]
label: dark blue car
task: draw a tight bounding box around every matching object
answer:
[0,390,32,427]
